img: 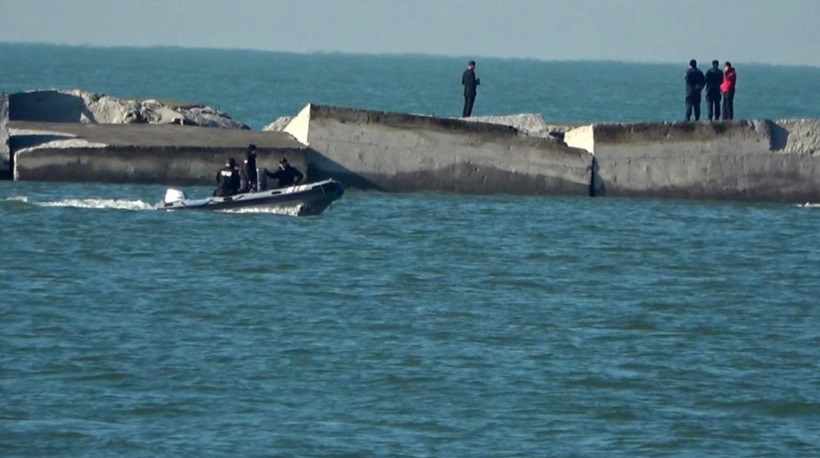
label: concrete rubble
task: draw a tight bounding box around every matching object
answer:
[9,89,249,129]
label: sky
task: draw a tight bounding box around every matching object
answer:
[1,0,819,67]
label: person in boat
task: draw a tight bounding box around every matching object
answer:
[213,158,241,197]
[264,158,304,188]
[240,144,258,193]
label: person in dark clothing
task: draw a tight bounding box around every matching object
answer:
[721,61,737,120]
[213,158,241,197]
[461,60,480,117]
[704,60,724,121]
[685,59,706,121]
[264,158,304,188]
[240,144,258,192]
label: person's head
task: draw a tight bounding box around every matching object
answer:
[468,60,476,69]
[227,158,236,168]
[279,158,289,169]
[712,60,719,68]
[724,61,732,70]
[247,144,257,155]
[689,59,697,68]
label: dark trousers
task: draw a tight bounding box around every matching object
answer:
[706,92,721,120]
[721,89,735,120]
[685,95,701,121]
[462,94,476,117]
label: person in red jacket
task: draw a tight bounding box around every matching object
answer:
[720,62,737,120]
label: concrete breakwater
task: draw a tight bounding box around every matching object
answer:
[285,105,591,195]
[10,122,307,186]
[4,93,820,203]
[282,104,819,202]
[565,120,820,202]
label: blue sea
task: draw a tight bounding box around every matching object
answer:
[2,44,820,456]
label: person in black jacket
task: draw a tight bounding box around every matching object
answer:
[461,60,480,117]
[240,144,258,192]
[213,158,241,197]
[685,59,706,121]
[704,60,724,121]
[264,158,304,188]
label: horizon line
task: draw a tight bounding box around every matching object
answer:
[2,40,819,70]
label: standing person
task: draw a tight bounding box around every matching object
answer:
[704,60,724,121]
[264,158,304,188]
[721,62,737,120]
[213,158,240,197]
[461,60,480,117]
[240,144,258,193]
[684,59,706,121]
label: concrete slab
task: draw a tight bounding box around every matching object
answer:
[566,120,820,202]
[287,104,593,195]
[9,121,304,149]
[11,122,307,185]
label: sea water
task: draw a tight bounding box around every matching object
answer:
[1,44,820,456]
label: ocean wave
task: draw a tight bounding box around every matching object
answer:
[35,198,156,211]
[798,203,820,208]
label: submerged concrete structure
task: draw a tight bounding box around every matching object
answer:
[1,93,9,179]
[11,122,306,185]
[565,120,820,202]
[285,104,592,194]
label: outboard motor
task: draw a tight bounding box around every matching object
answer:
[163,188,188,204]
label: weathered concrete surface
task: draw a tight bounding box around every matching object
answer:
[285,104,593,194]
[11,122,306,185]
[10,89,249,129]
[464,113,578,139]
[1,92,9,179]
[564,124,594,155]
[263,116,293,132]
[566,120,820,202]
[771,119,820,155]
[9,95,819,202]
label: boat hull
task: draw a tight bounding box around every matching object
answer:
[157,179,344,215]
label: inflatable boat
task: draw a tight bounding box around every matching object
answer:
[157,179,344,216]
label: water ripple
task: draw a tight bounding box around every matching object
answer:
[2,182,819,456]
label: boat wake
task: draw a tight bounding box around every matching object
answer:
[34,198,155,211]
[217,205,303,216]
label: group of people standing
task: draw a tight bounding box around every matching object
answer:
[684,59,737,122]
[213,144,304,197]
[459,58,739,123]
